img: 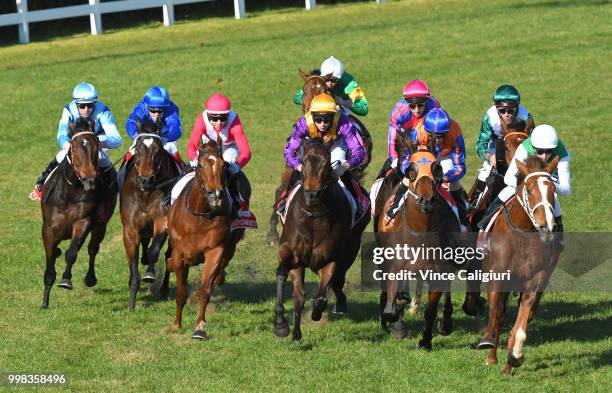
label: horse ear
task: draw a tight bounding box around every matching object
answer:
[545,156,560,174]
[515,159,529,178]
[298,68,309,81]
[68,119,75,136]
[431,161,443,181]
[216,134,223,155]
[89,117,95,131]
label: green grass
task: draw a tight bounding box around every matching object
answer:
[0,0,611,391]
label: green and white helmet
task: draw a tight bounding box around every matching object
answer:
[493,84,520,105]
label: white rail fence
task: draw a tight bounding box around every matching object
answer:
[1,0,385,44]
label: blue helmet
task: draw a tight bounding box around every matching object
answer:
[72,82,98,103]
[424,108,450,134]
[143,86,170,109]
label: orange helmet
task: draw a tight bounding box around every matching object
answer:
[309,93,336,113]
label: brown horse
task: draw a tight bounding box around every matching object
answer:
[273,138,370,341]
[41,117,117,308]
[120,121,180,311]
[373,142,485,349]
[166,139,245,339]
[266,70,373,246]
[477,155,560,375]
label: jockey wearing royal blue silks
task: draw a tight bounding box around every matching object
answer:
[386,108,468,225]
[478,125,570,244]
[378,80,441,179]
[30,82,122,201]
[125,86,183,164]
[471,84,535,208]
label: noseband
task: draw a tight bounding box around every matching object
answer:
[516,172,555,229]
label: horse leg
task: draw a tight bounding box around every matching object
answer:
[59,220,92,290]
[41,231,60,309]
[192,247,223,340]
[170,257,189,331]
[409,278,424,316]
[159,246,172,299]
[503,292,537,375]
[528,292,544,322]
[381,277,400,323]
[266,183,284,246]
[140,237,150,266]
[289,267,306,341]
[84,221,107,288]
[419,290,443,351]
[478,291,510,365]
[273,260,290,338]
[144,221,167,283]
[123,227,141,311]
[437,292,454,336]
[311,262,336,322]
[331,236,360,315]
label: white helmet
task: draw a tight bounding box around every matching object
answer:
[531,124,558,149]
[320,56,344,79]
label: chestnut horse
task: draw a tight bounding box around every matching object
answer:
[41,118,117,308]
[477,156,561,375]
[166,139,246,339]
[120,121,180,311]
[373,143,485,349]
[266,70,373,246]
[273,138,370,341]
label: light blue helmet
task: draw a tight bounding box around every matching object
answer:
[424,108,450,134]
[143,86,170,110]
[72,82,98,103]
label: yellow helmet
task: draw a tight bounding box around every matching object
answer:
[310,93,337,113]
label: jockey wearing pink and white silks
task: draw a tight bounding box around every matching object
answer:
[171,93,251,204]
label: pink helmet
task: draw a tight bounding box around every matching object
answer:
[403,80,430,99]
[205,92,231,114]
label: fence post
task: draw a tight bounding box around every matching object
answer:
[377,0,386,3]
[305,0,316,10]
[89,0,102,35]
[234,0,245,19]
[163,0,175,26]
[16,0,29,44]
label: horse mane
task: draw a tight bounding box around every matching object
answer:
[516,156,548,186]
[70,117,95,137]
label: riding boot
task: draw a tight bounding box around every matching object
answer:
[376,158,392,180]
[554,215,564,252]
[340,171,357,200]
[477,196,504,231]
[469,179,486,211]
[36,158,59,190]
[450,189,469,227]
[386,181,409,220]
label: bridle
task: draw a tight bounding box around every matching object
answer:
[65,131,97,186]
[133,133,164,183]
[515,171,555,229]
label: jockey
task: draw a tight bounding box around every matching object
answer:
[125,86,183,165]
[30,82,122,200]
[171,92,252,216]
[386,108,468,225]
[471,84,534,207]
[477,125,570,239]
[285,93,365,193]
[293,56,368,117]
[380,80,441,178]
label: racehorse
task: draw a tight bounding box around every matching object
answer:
[477,155,561,375]
[41,117,117,308]
[373,142,485,349]
[273,138,370,341]
[265,70,373,246]
[120,121,180,311]
[165,139,247,339]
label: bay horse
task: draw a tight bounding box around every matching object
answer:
[120,121,180,311]
[265,70,373,246]
[477,155,561,375]
[41,117,117,308]
[166,139,246,339]
[373,143,485,349]
[273,138,370,341]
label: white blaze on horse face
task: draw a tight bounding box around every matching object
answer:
[143,138,154,148]
[537,177,555,231]
[512,327,527,359]
[207,154,218,175]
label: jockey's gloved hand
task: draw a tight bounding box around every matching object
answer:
[62,142,71,151]
[391,158,398,169]
[296,164,303,172]
[332,160,350,178]
[189,159,198,168]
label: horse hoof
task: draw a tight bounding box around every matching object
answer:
[418,339,432,351]
[507,352,524,368]
[58,279,73,290]
[292,330,302,341]
[41,303,49,310]
[83,274,97,287]
[477,337,496,350]
[311,298,327,322]
[391,326,408,340]
[485,357,498,366]
[142,272,156,284]
[274,321,290,338]
[266,232,279,246]
[192,329,209,340]
[437,320,453,336]
[333,303,348,315]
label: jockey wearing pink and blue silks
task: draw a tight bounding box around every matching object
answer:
[383,80,440,176]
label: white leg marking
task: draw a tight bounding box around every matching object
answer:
[512,327,526,359]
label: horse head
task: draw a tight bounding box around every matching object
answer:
[502,120,530,165]
[68,117,99,191]
[301,138,333,207]
[133,120,164,191]
[196,138,226,210]
[405,144,442,213]
[515,155,560,242]
[299,69,328,113]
